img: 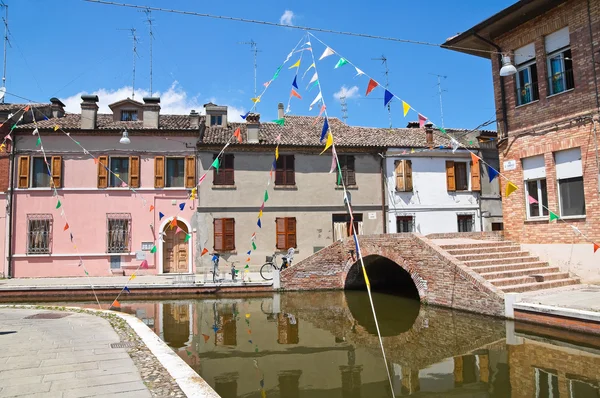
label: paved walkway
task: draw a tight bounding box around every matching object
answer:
[0,308,152,398]
[519,284,600,312]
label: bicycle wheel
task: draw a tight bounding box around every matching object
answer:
[260,262,276,281]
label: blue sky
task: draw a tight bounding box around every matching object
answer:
[7,0,514,130]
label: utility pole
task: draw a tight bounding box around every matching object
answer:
[238,39,259,104]
[340,95,348,124]
[119,28,139,100]
[430,73,447,128]
[143,8,154,95]
[0,1,8,103]
[372,55,391,128]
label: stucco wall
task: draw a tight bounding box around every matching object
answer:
[522,243,600,283]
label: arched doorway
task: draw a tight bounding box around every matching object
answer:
[160,218,191,274]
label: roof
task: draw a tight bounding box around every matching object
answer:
[17,113,197,130]
[442,0,567,58]
[0,103,49,112]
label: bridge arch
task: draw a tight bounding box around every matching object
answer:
[343,254,425,301]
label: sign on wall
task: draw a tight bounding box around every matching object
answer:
[141,242,154,251]
[368,212,377,220]
[503,160,517,171]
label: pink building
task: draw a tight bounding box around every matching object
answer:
[9,96,200,277]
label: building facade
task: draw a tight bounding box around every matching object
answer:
[445,0,600,282]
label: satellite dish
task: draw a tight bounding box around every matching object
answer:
[0,87,6,101]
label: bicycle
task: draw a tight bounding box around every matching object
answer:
[260,248,295,281]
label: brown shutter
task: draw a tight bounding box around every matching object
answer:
[214,218,224,251]
[275,156,285,185]
[287,218,297,248]
[224,154,234,185]
[224,218,235,251]
[276,218,286,249]
[18,156,30,188]
[185,156,196,188]
[129,156,140,188]
[446,160,456,191]
[97,156,108,188]
[346,156,356,186]
[286,155,295,185]
[154,156,165,188]
[405,160,413,191]
[0,156,9,191]
[51,156,62,188]
[470,161,481,191]
[395,160,405,192]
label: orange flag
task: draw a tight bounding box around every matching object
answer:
[202,334,210,343]
[63,223,69,231]
[24,105,30,112]
[111,299,121,309]
[170,217,177,229]
[290,89,302,99]
[233,127,242,143]
[471,152,480,166]
[594,243,599,253]
[366,79,378,96]
[201,248,209,256]
[149,205,155,212]
[93,158,99,164]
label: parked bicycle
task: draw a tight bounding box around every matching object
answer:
[260,248,295,281]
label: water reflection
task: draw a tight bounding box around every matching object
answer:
[110,291,600,398]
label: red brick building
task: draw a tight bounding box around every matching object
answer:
[445,0,600,282]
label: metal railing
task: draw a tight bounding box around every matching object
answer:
[27,214,52,254]
[107,214,131,253]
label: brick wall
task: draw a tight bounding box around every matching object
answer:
[425,232,504,241]
[280,233,506,317]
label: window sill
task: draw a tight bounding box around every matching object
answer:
[515,100,539,109]
[212,185,236,190]
[274,185,298,190]
[214,250,238,255]
[335,185,358,190]
[524,217,549,223]
[546,88,574,99]
[560,215,586,220]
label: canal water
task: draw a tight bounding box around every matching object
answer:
[91,291,600,397]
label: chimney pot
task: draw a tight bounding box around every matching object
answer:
[277,103,284,119]
[143,97,161,129]
[49,97,65,119]
[246,113,260,143]
[425,123,434,144]
[189,109,200,129]
[80,95,99,130]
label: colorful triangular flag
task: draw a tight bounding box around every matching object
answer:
[310,92,322,110]
[257,218,262,228]
[175,226,184,235]
[202,334,210,343]
[290,89,302,99]
[264,190,269,202]
[334,58,349,69]
[111,299,120,309]
[124,286,131,293]
[140,260,149,269]
[56,200,61,209]
[201,248,208,256]
[384,90,393,107]
[36,137,41,146]
[329,146,337,173]
[418,114,427,128]
[549,211,559,221]
[149,205,155,212]
[251,97,261,103]
[366,79,378,96]
[320,132,333,155]
[233,127,242,143]
[184,234,191,243]
[273,118,285,126]
[308,72,318,85]
[252,241,257,250]
[150,245,157,253]
[505,181,518,197]
[288,59,301,69]
[471,152,480,166]
[275,146,279,160]
[354,67,364,76]
[487,165,499,182]
[129,273,136,281]
[179,202,185,211]
[319,47,335,60]
[402,101,411,117]
[63,223,69,231]
[292,76,298,89]
[159,212,164,220]
[321,118,329,141]
[170,217,178,229]
[241,111,250,120]
[594,243,599,253]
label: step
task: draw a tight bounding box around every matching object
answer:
[445,245,521,256]
[479,266,560,280]
[465,256,540,267]
[501,278,580,293]
[470,261,550,274]
[488,272,570,287]
[438,241,513,250]
[454,251,530,262]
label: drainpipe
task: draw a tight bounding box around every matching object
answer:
[6,136,15,277]
[474,33,509,139]
[379,152,387,234]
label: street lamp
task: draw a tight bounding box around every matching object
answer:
[499,55,517,77]
[119,129,131,145]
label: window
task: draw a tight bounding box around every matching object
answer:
[121,110,138,121]
[276,217,297,249]
[454,162,468,191]
[166,158,185,187]
[275,155,295,186]
[154,156,196,188]
[492,222,504,231]
[18,156,62,188]
[214,218,235,251]
[210,115,222,126]
[569,378,600,398]
[535,368,559,398]
[395,159,412,192]
[109,157,129,187]
[514,42,539,106]
[31,157,50,188]
[107,213,131,253]
[545,27,574,95]
[396,216,414,233]
[523,155,549,218]
[27,214,52,254]
[332,214,363,241]
[213,154,234,185]
[555,148,585,217]
[336,155,356,186]
[457,215,473,232]
[446,161,473,191]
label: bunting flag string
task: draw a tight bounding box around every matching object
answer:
[505,181,518,197]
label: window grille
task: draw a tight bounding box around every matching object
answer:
[107,213,131,253]
[27,214,52,254]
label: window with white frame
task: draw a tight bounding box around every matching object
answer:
[545,27,574,95]
[166,157,185,187]
[555,148,585,217]
[107,213,131,253]
[396,215,414,233]
[31,157,51,188]
[523,155,549,219]
[515,43,539,106]
[535,368,559,398]
[27,214,52,254]
[569,377,600,397]
[109,157,129,187]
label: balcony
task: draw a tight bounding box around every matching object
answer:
[547,69,575,96]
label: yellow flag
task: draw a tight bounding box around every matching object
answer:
[410,148,415,153]
[402,101,411,117]
[245,313,250,319]
[275,146,279,160]
[506,181,518,197]
[320,132,333,155]
[129,273,136,281]
[288,59,301,69]
[54,125,59,131]
[361,266,371,290]
[251,97,261,103]
[258,210,263,218]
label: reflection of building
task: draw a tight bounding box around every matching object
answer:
[216,313,237,346]
[277,313,299,344]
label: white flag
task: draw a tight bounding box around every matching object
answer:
[302,63,315,79]
[451,138,459,153]
[319,47,335,60]
[284,51,293,63]
[329,147,337,173]
[308,72,318,85]
[354,67,364,76]
[309,92,323,110]
[32,128,38,136]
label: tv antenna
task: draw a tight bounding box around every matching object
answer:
[238,39,259,103]
[118,27,139,100]
[0,1,9,103]
[372,54,392,128]
[430,73,447,128]
[340,95,348,123]
[142,8,154,95]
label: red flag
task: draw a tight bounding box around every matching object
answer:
[471,152,479,166]
[418,114,427,128]
[594,243,599,253]
[290,89,302,99]
[140,260,149,269]
[149,205,155,212]
[93,158,98,164]
[63,223,69,231]
[233,127,242,143]
[24,105,30,112]
[111,299,121,309]
[366,79,378,96]
[201,248,208,256]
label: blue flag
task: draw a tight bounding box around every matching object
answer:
[272,159,277,169]
[247,250,251,255]
[241,111,250,120]
[384,89,394,107]
[488,165,499,182]
[159,212,164,220]
[257,219,262,228]
[124,286,131,293]
[179,203,185,211]
[321,118,329,141]
[292,76,298,89]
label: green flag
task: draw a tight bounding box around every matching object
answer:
[36,137,41,146]
[334,58,349,69]
[272,65,283,80]
[186,350,192,356]
[272,118,285,126]
[264,190,269,202]
[252,241,257,250]
[245,264,249,269]
[56,200,61,209]
[439,127,447,134]
[184,234,191,243]
[337,170,342,186]
[84,270,89,276]
[549,211,559,221]
[150,245,157,253]
[211,157,220,171]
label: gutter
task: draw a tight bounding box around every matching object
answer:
[379,152,387,234]
[6,135,15,278]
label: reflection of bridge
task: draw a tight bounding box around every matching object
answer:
[281,233,506,317]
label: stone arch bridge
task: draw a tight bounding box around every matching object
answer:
[280,233,506,317]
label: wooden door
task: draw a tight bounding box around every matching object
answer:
[163,220,189,273]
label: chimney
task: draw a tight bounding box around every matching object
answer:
[425,123,434,144]
[406,121,419,128]
[277,103,284,119]
[189,109,200,129]
[80,95,99,130]
[143,97,160,129]
[246,113,260,143]
[50,97,65,118]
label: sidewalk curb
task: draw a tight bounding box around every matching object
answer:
[513,302,600,323]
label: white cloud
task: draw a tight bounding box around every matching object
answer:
[280,10,294,26]
[60,81,247,122]
[333,85,360,101]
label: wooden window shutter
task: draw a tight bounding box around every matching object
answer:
[214,218,224,251]
[446,160,456,191]
[276,218,286,249]
[51,156,62,188]
[347,156,356,186]
[224,154,234,185]
[395,160,405,192]
[405,160,413,191]
[224,218,235,251]
[154,156,165,188]
[17,156,30,188]
[0,156,8,192]
[286,155,295,185]
[470,161,481,191]
[287,218,297,248]
[97,155,108,188]
[185,156,196,188]
[129,156,140,188]
[275,156,285,185]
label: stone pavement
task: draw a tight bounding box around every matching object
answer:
[0,308,152,398]
[519,284,600,312]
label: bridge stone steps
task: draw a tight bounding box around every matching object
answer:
[501,277,581,293]
[464,255,541,267]
[487,272,571,287]
[444,245,521,256]
[438,241,515,250]
[470,261,551,274]
[479,266,561,280]
[454,251,531,261]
